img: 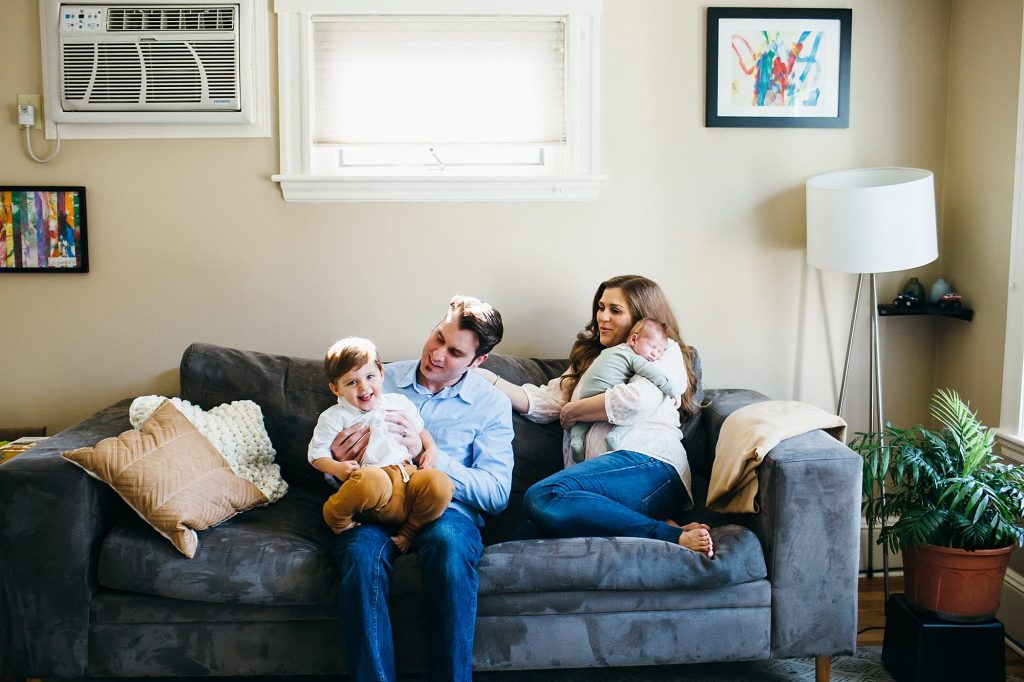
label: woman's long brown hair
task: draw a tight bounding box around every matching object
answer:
[561,275,699,419]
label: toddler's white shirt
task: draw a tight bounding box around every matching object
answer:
[307,393,424,474]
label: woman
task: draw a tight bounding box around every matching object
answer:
[476,275,713,556]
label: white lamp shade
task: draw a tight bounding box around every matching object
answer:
[806,167,938,274]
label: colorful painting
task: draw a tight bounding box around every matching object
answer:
[705,8,851,128]
[0,187,88,272]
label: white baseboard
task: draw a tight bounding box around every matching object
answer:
[860,520,903,573]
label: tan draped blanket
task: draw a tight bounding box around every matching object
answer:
[707,400,847,513]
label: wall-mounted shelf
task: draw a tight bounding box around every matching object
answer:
[877,304,973,322]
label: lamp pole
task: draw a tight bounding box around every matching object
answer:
[806,167,937,602]
[869,273,891,601]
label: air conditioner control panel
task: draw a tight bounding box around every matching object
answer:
[61,6,105,33]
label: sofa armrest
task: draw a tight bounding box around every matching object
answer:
[702,388,861,658]
[0,400,132,677]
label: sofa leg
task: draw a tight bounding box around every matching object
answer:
[814,655,831,682]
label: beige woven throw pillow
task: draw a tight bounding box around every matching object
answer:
[62,399,268,558]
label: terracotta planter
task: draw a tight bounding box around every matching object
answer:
[903,543,1013,622]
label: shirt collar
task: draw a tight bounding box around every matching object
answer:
[335,396,367,417]
[391,359,475,404]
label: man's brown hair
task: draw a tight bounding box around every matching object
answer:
[447,295,504,357]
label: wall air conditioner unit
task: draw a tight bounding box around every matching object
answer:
[39,0,269,138]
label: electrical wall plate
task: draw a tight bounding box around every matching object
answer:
[17,95,42,130]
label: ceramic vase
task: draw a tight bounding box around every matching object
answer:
[902,277,925,299]
[929,278,952,304]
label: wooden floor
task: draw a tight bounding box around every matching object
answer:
[859,574,1024,676]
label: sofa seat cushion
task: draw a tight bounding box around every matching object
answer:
[100,494,762,606]
[478,579,770,616]
[478,524,765,594]
[98,486,338,606]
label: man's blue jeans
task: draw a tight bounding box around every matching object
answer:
[327,508,483,682]
[523,450,685,543]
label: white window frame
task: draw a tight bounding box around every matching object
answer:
[272,0,604,202]
[997,18,1024,464]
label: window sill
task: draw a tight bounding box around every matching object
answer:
[270,174,606,202]
[996,429,1024,464]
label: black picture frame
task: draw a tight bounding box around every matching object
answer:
[0,186,88,273]
[705,7,852,128]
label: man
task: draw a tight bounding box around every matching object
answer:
[327,295,514,682]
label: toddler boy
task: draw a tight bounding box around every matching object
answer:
[308,337,453,551]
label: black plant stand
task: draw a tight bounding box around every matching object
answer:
[881,593,1005,681]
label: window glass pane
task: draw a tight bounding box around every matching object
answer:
[313,17,565,145]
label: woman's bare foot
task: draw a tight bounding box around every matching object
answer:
[680,521,711,532]
[665,519,712,533]
[677,527,714,558]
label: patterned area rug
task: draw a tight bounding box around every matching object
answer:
[25,649,1022,682]
[469,647,1022,682]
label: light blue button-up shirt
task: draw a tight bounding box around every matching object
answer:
[384,359,514,525]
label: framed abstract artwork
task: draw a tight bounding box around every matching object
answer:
[705,7,852,128]
[0,186,88,273]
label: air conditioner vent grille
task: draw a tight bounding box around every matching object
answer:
[106,6,235,32]
[61,40,238,108]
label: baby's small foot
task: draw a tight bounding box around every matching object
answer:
[331,521,360,535]
[391,535,410,553]
[677,527,714,558]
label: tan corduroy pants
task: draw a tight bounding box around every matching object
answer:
[322,463,454,551]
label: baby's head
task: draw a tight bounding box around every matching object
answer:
[324,337,385,412]
[626,319,669,362]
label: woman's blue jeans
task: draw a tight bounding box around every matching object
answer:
[523,450,685,543]
[327,508,483,682]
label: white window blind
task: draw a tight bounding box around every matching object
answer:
[312,17,566,145]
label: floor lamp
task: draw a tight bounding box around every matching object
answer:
[805,168,939,597]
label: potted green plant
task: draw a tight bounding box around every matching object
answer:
[850,389,1024,621]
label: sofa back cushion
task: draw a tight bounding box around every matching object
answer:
[178,344,577,492]
[178,342,705,535]
[180,343,335,489]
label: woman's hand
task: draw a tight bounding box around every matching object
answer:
[385,409,423,457]
[331,423,370,462]
[559,400,583,430]
[559,394,609,430]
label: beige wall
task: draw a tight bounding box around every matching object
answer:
[0,0,962,434]
[935,0,1023,427]
[941,0,1024,612]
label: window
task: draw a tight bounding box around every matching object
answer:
[272,0,603,202]
[997,33,1024,463]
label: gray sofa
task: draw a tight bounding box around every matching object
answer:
[0,342,861,680]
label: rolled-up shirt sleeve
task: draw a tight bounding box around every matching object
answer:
[604,341,687,426]
[522,374,569,424]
